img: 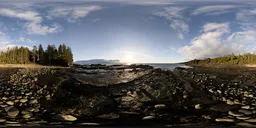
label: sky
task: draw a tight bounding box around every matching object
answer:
[0,0,256,63]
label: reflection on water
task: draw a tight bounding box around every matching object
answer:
[139,63,192,70]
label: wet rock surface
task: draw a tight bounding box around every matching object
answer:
[1,65,256,127]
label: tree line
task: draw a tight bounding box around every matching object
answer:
[186,53,256,65]
[0,44,73,67]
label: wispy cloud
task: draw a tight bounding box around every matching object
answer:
[18,36,36,44]
[178,22,247,59]
[48,5,102,23]
[0,31,31,52]
[0,8,62,35]
[154,7,188,39]
[192,5,237,15]
[236,9,256,30]
[127,1,173,5]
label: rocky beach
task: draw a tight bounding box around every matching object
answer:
[1,64,256,127]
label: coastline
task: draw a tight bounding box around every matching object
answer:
[0,64,256,127]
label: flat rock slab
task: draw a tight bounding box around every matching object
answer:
[239,109,253,115]
[228,111,244,117]
[237,122,256,127]
[210,104,239,112]
[215,118,235,122]
[245,119,256,123]
[237,116,251,120]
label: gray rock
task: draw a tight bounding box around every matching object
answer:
[4,106,19,117]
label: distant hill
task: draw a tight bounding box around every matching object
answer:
[74,59,123,65]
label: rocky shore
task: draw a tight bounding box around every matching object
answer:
[1,64,256,127]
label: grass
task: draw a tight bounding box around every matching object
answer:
[0,64,68,68]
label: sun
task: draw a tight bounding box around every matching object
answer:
[122,53,134,63]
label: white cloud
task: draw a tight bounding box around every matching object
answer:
[48,5,102,23]
[0,8,42,22]
[178,22,246,59]
[227,30,256,53]
[92,18,101,22]
[0,32,32,52]
[19,36,36,44]
[154,7,188,39]
[192,5,237,15]
[25,22,62,35]
[0,8,62,35]
[127,1,173,5]
[203,22,230,32]
[236,9,256,29]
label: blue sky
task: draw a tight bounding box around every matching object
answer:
[0,0,256,63]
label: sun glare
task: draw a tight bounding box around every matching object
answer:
[122,53,134,63]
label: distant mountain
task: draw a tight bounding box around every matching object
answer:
[74,59,123,65]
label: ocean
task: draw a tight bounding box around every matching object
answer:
[137,63,192,70]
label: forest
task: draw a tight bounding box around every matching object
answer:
[0,44,73,67]
[186,53,256,65]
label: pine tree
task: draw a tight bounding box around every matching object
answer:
[38,44,44,64]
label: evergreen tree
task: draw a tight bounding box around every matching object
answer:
[38,44,44,64]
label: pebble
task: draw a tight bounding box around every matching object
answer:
[226,100,234,105]
[52,114,77,121]
[237,122,256,127]
[26,121,48,124]
[0,119,6,123]
[154,104,167,109]
[228,111,244,117]
[2,97,7,100]
[245,119,256,123]
[215,118,235,122]
[237,116,251,120]
[29,99,38,104]
[242,105,250,109]
[19,99,28,103]
[26,107,35,112]
[239,109,252,115]
[22,113,33,119]
[77,122,100,126]
[4,124,21,127]
[142,116,155,120]
[21,110,30,115]
[6,101,14,105]
[4,106,19,117]
[195,104,201,109]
